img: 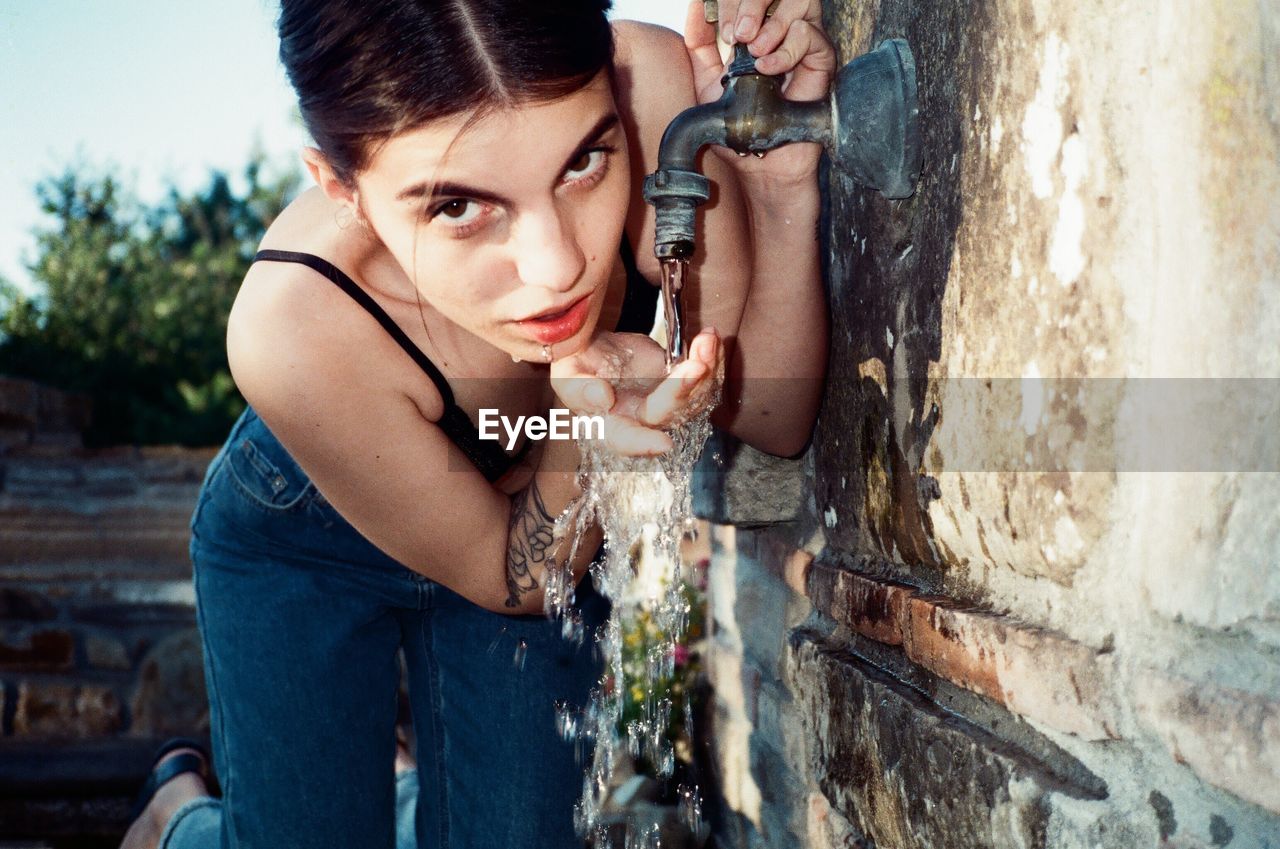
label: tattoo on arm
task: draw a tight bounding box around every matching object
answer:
[505,478,555,608]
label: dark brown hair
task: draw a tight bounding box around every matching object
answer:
[278,0,616,186]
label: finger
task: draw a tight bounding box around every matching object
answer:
[638,359,709,427]
[716,0,740,43]
[748,0,815,57]
[754,20,835,97]
[684,0,715,49]
[636,329,719,426]
[550,360,617,415]
[688,327,721,370]
[684,0,726,86]
[603,415,674,457]
[728,0,772,44]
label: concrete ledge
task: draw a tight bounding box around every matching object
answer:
[693,429,807,526]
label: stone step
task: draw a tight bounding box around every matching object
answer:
[0,569,195,617]
[0,447,215,499]
[0,738,211,843]
[0,448,208,566]
[0,526,193,567]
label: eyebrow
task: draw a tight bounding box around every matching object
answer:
[395,112,621,206]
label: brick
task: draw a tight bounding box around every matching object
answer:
[808,561,913,646]
[0,627,74,671]
[84,633,131,670]
[13,681,122,738]
[129,628,208,737]
[903,596,1119,741]
[804,565,1119,740]
[756,533,814,597]
[791,632,1111,849]
[1134,669,1280,814]
[0,587,58,621]
[0,376,39,427]
[706,633,760,726]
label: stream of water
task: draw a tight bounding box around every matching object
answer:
[542,256,709,847]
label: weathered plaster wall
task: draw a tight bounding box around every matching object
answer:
[701,1,1280,847]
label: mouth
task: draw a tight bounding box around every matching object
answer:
[514,292,594,345]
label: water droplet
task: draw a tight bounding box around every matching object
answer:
[511,353,522,363]
[487,626,506,657]
[513,639,528,671]
[753,150,766,159]
[679,784,703,834]
[541,344,553,362]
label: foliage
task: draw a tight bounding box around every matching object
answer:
[0,159,300,445]
[618,559,708,778]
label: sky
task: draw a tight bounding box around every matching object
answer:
[0,0,693,294]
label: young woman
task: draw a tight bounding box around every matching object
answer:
[121,1,831,847]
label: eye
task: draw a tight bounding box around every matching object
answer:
[434,198,485,226]
[562,147,611,185]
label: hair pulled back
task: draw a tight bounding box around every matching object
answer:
[278,0,616,186]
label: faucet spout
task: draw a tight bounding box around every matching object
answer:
[643,39,921,259]
[643,44,833,259]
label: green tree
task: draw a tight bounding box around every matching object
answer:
[0,159,300,445]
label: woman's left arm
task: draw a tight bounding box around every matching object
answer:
[614,2,834,458]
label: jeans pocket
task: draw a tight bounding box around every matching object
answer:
[226,436,316,512]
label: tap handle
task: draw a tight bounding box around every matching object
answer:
[702,1,780,23]
[725,43,761,79]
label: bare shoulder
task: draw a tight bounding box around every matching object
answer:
[226,239,445,436]
[611,19,698,128]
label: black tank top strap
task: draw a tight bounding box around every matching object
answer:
[252,249,527,482]
[251,239,655,481]
[253,249,457,408]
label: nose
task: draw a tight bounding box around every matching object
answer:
[513,202,585,293]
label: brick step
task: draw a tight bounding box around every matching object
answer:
[0,447,215,499]
[0,573,196,628]
[0,527,192,567]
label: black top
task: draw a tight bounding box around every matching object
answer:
[251,239,658,482]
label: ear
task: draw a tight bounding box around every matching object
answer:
[301,147,357,206]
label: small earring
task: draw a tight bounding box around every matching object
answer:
[335,205,356,230]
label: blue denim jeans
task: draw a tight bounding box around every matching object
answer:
[177,407,604,849]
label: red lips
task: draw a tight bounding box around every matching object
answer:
[515,294,592,344]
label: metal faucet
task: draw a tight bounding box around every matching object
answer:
[643,20,922,262]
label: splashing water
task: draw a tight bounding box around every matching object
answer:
[677,784,703,834]
[536,254,714,847]
[548,404,716,846]
[660,259,688,369]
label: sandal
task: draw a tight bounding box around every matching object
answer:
[128,737,211,822]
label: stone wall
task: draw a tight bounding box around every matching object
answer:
[0,378,214,842]
[698,1,1280,847]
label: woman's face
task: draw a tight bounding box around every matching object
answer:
[352,72,630,363]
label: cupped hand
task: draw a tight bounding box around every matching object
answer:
[549,328,724,456]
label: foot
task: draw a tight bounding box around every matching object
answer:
[119,747,210,849]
